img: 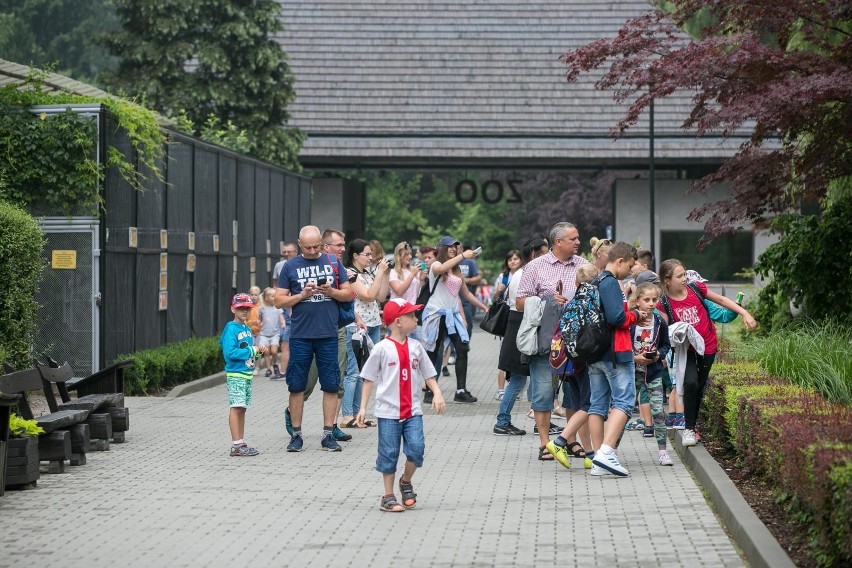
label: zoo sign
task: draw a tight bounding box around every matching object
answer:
[455,179,523,204]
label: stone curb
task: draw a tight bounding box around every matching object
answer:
[671,430,796,568]
[166,371,226,398]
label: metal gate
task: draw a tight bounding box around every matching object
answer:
[34,217,100,377]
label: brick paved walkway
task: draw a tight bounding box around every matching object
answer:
[0,332,743,568]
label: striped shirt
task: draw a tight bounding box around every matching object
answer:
[517,251,589,303]
[360,336,437,420]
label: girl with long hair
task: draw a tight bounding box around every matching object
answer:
[421,236,488,404]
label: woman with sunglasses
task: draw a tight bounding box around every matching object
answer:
[340,239,390,427]
[421,236,488,404]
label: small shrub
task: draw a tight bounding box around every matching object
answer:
[738,320,852,405]
[117,336,224,395]
[8,413,44,437]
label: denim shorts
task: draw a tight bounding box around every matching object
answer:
[528,355,555,412]
[376,415,425,474]
[588,359,636,418]
[286,337,340,394]
[279,326,291,342]
[226,377,252,408]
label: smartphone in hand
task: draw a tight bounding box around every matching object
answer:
[472,246,482,256]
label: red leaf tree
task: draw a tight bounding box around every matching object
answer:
[561,1,852,236]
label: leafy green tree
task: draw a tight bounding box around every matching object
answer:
[753,180,852,329]
[100,0,303,170]
[357,171,431,247]
[0,0,118,83]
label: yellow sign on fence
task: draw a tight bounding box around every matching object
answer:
[51,250,77,269]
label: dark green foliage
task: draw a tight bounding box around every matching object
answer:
[100,0,303,170]
[0,0,119,84]
[753,189,852,330]
[118,336,224,395]
[0,108,100,215]
[0,201,45,369]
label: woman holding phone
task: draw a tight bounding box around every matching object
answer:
[421,236,488,404]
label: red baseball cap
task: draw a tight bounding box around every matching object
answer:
[231,293,254,308]
[382,298,423,326]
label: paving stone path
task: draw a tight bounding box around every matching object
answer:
[0,333,743,567]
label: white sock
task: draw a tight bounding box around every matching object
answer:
[600,444,614,455]
[457,389,465,394]
[659,449,668,455]
[233,439,244,446]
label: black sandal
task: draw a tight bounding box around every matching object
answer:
[538,446,554,461]
[380,494,405,512]
[399,479,417,509]
[567,441,587,458]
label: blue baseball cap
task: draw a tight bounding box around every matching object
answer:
[438,236,460,247]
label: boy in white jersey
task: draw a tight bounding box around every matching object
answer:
[357,298,446,512]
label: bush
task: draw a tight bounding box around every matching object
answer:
[0,201,45,369]
[738,320,852,405]
[753,188,852,331]
[704,363,852,566]
[117,336,224,395]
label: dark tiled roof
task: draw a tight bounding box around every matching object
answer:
[0,58,111,98]
[274,1,745,167]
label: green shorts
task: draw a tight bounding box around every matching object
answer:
[227,377,253,408]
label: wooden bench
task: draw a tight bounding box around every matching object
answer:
[0,367,90,473]
[37,361,120,451]
[62,359,131,443]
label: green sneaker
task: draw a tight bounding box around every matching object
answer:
[546,440,571,470]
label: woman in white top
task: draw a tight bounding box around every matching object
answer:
[340,239,390,426]
[493,236,549,436]
[492,249,523,399]
[346,239,390,344]
[388,241,425,304]
[422,236,488,404]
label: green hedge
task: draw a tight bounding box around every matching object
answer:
[704,361,852,566]
[116,336,224,395]
[0,200,45,369]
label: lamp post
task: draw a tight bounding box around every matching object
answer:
[649,86,656,260]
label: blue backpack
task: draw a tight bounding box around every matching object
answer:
[559,274,613,363]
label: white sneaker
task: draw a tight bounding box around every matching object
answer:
[682,429,697,447]
[448,356,456,365]
[658,451,674,466]
[589,464,610,476]
[494,389,505,400]
[592,451,629,477]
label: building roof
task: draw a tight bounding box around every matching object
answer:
[0,58,112,98]
[275,0,746,168]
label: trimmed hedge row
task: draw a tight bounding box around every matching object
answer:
[0,200,45,370]
[703,361,852,566]
[116,336,224,395]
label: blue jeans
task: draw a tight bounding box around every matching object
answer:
[286,336,340,393]
[528,355,554,412]
[366,325,381,345]
[588,359,636,418]
[341,325,363,417]
[376,415,425,474]
[495,373,528,427]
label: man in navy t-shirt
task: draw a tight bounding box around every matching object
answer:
[275,225,352,453]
